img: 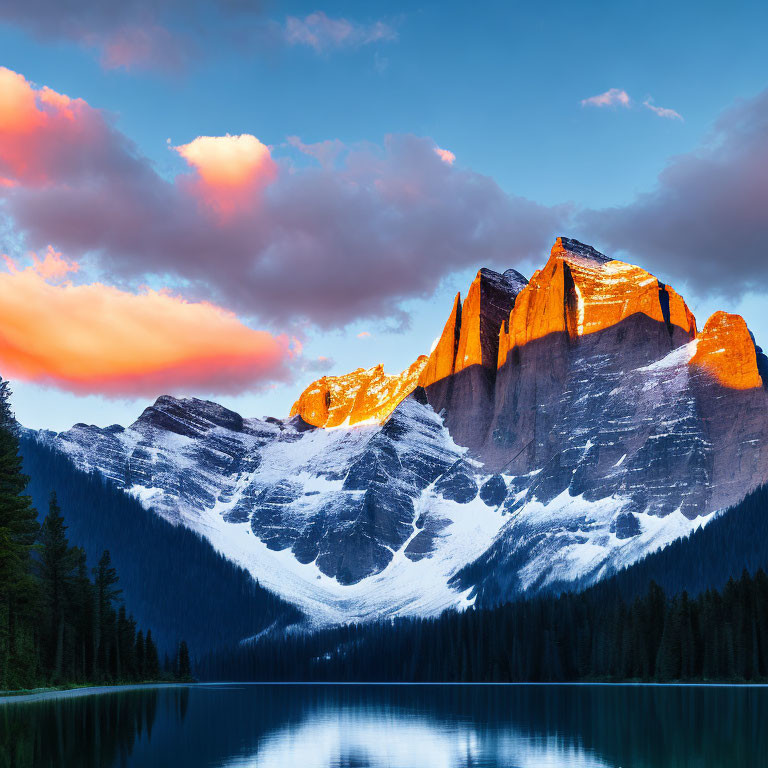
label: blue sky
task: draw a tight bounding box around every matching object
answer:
[1,0,767,430]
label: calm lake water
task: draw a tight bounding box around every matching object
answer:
[1,683,767,767]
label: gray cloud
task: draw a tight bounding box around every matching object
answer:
[0,0,265,71]
[581,88,768,296]
[0,1,397,71]
[0,78,567,330]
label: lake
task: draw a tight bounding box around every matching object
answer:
[1,683,766,767]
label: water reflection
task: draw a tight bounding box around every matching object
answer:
[237,710,609,768]
[1,684,766,768]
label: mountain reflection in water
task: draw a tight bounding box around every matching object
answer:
[1,684,766,768]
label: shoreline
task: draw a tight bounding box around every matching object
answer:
[0,682,191,705]
[4,680,768,704]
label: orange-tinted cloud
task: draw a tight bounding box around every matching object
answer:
[175,134,278,218]
[0,249,296,397]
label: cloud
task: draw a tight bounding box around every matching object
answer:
[174,134,278,218]
[581,87,683,121]
[0,68,568,330]
[356,331,371,339]
[0,66,136,187]
[286,135,345,168]
[283,11,396,52]
[581,87,768,296]
[0,2,396,71]
[581,88,631,108]
[0,248,295,397]
[0,0,254,72]
[97,22,188,72]
[302,355,335,373]
[643,98,684,121]
[434,147,456,165]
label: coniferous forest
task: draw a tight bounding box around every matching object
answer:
[200,567,768,683]
[0,380,191,690]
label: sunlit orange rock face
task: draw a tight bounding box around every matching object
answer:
[419,292,461,387]
[290,356,428,428]
[690,311,763,390]
[417,266,528,448]
[419,267,528,388]
[497,237,697,367]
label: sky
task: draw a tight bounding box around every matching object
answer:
[1,0,767,431]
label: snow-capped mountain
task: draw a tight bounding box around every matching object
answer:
[33,238,768,626]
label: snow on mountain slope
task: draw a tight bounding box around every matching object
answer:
[34,384,709,627]
[37,393,507,624]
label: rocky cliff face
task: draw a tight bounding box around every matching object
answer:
[36,237,768,623]
[418,267,528,449]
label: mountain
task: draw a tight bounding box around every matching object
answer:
[31,237,768,628]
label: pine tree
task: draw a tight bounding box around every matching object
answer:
[92,550,122,680]
[70,547,93,680]
[135,630,145,680]
[38,492,78,682]
[0,378,40,689]
[177,640,191,680]
[145,630,160,680]
[117,606,137,681]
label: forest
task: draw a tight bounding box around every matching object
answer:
[201,567,768,683]
[0,380,191,690]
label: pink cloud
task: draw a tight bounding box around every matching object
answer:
[31,245,79,281]
[0,66,137,188]
[284,11,396,52]
[581,88,631,108]
[434,147,456,165]
[175,134,278,218]
[0,249,295,397]
[356,331,371,338]
[643,98,684,121]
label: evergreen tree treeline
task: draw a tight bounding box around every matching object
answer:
[0,380,192,690]
[200,568,768,683]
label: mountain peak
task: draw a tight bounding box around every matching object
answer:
[550,236,611,266]
[133,395,244,436]
[499,238,697,363]
[691,311,763,390]
[420,265,528,392]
